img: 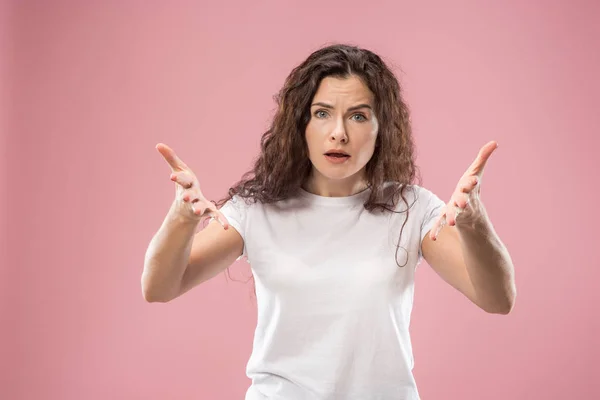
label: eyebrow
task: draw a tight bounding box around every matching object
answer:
[310,102,372,112]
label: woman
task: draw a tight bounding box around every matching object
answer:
[142,44,516,400]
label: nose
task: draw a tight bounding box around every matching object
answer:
[330,118,348,143]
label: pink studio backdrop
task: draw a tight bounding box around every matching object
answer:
[3,1,599,399]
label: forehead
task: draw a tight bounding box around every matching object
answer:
[313,75,374,104]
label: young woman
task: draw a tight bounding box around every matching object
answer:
[142,44,516,400]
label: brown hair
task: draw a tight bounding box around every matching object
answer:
[214,43,420,271]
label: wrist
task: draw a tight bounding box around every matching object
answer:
[168,200,202,227]
[456,213,494,242]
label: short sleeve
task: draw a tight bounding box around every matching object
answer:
[214,195,249,260]
[417,186,446,245]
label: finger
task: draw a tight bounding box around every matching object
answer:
[451,191,470,209]
[191,202,204,215]
[170,171,195,189]
[432,216,447,241]
[449,194,473,226]
[204,207,230,230]
[430,212,447,241]
[458,175,479,194]
[213,210,230,230]
[181,189,201,203]
[465,141,498,178]
[447,204,463,226]
[156,143,189,172]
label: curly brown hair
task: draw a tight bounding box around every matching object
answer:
[214,43,421,269]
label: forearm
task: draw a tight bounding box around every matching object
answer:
[457,208,516,314]
[142,200,199,302]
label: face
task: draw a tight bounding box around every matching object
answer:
[304,74,379,194]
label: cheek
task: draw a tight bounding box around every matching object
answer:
[370,118,379,138]
[368,120,379,149]
[305,119,328,145]
[354,131,378,164]
[304,125,319,157]
[360,125,378,150]
[362,139,377,160]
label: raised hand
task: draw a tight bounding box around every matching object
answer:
[430,141,498,241]
[156,143,229,229]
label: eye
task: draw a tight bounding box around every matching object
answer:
[351,113,367,122]
[314,110,329,119]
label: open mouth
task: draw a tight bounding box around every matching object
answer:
[324,149,350,158]
[326,153,350,158]
[324,151,351,163]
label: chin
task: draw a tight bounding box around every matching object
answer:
[315,164,360,181]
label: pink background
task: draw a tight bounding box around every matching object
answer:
[3,1,599,399]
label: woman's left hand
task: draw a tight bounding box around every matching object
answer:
[429,141,499,241]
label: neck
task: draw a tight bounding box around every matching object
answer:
[302,172,369,198]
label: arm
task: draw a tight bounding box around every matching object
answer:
[142,143,244,303]
[142,201,244,303]
[421,141,516,314]
[142,202,199,302]
[421,209,516,314]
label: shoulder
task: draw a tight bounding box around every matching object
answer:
[218,194,260,219]
[380,182,442,212]
[223,193,263,207]
[412,184,443,204]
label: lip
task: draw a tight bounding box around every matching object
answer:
[324,154,351,164]
[324,149,350,156]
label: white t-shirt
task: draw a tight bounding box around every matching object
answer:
[218,183,445,400]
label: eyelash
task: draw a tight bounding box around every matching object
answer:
[314,110,368,122]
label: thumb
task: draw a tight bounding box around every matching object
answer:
[466,141,498,178]
[156,143,189,172]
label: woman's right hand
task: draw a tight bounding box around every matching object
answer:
[156,143,229,229]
